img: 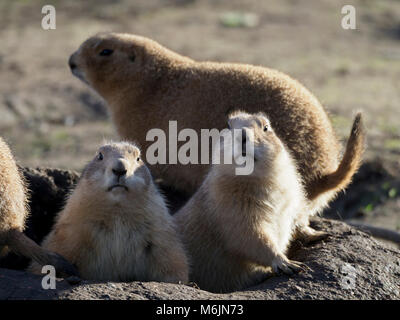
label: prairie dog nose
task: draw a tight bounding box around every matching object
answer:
[68,54,77,70]
[112,160,127,178]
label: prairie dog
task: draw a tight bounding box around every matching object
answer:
[69,32,365,216]
[174,112,317,293]
[29,142,189,283]
[0,137,77,276]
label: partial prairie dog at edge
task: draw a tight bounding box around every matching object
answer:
[28,141,189,283]
[68,32,366,215]
[0,137,78,277]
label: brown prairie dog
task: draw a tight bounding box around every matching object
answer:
[0,137,77,276]
[28,142,189,283]
[174,112,323,293]
[69,32,365,216]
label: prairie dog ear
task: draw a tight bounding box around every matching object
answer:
[255,112,271,126]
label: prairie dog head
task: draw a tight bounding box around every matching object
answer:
[80,141,151,202]
[215,111,285,177]
[68,33,145,96]
[68,33,186,99]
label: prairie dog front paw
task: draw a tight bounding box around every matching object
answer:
[271,255,309,275]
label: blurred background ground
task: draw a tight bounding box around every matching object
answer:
[0,0,399,237]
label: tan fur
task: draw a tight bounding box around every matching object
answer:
[69,33,365,215]
[28,142,188,283]
[0,137,77,276]
[0,137,27,242]
[174,112,317,293]
[308,113,365,200]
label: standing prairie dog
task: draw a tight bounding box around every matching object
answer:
[175,112,326,293]
[0,137,78,276]
[69,32,365,216]
[29,142,189,283]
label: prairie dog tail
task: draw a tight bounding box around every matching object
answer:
[308,112,365,201]
[6,229,79,277]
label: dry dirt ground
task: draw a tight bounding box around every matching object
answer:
[0,1,399,232]
[2,216,400,300]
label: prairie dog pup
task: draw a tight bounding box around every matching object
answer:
[69,32,365,216]
[29,142,188,283]
[0,137,77,276]
[175,112,311,293]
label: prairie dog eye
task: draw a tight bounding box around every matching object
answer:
[99,49,113,56]
[97,152,104,161]
[137,157,141,162]
[263,125,269,132]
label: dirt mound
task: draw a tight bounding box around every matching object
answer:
[0,167,399,300]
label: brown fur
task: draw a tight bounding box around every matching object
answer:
[174,112,319,293]
[0,137,78,276]
[69,33,365,214]
[28,142,189,283]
